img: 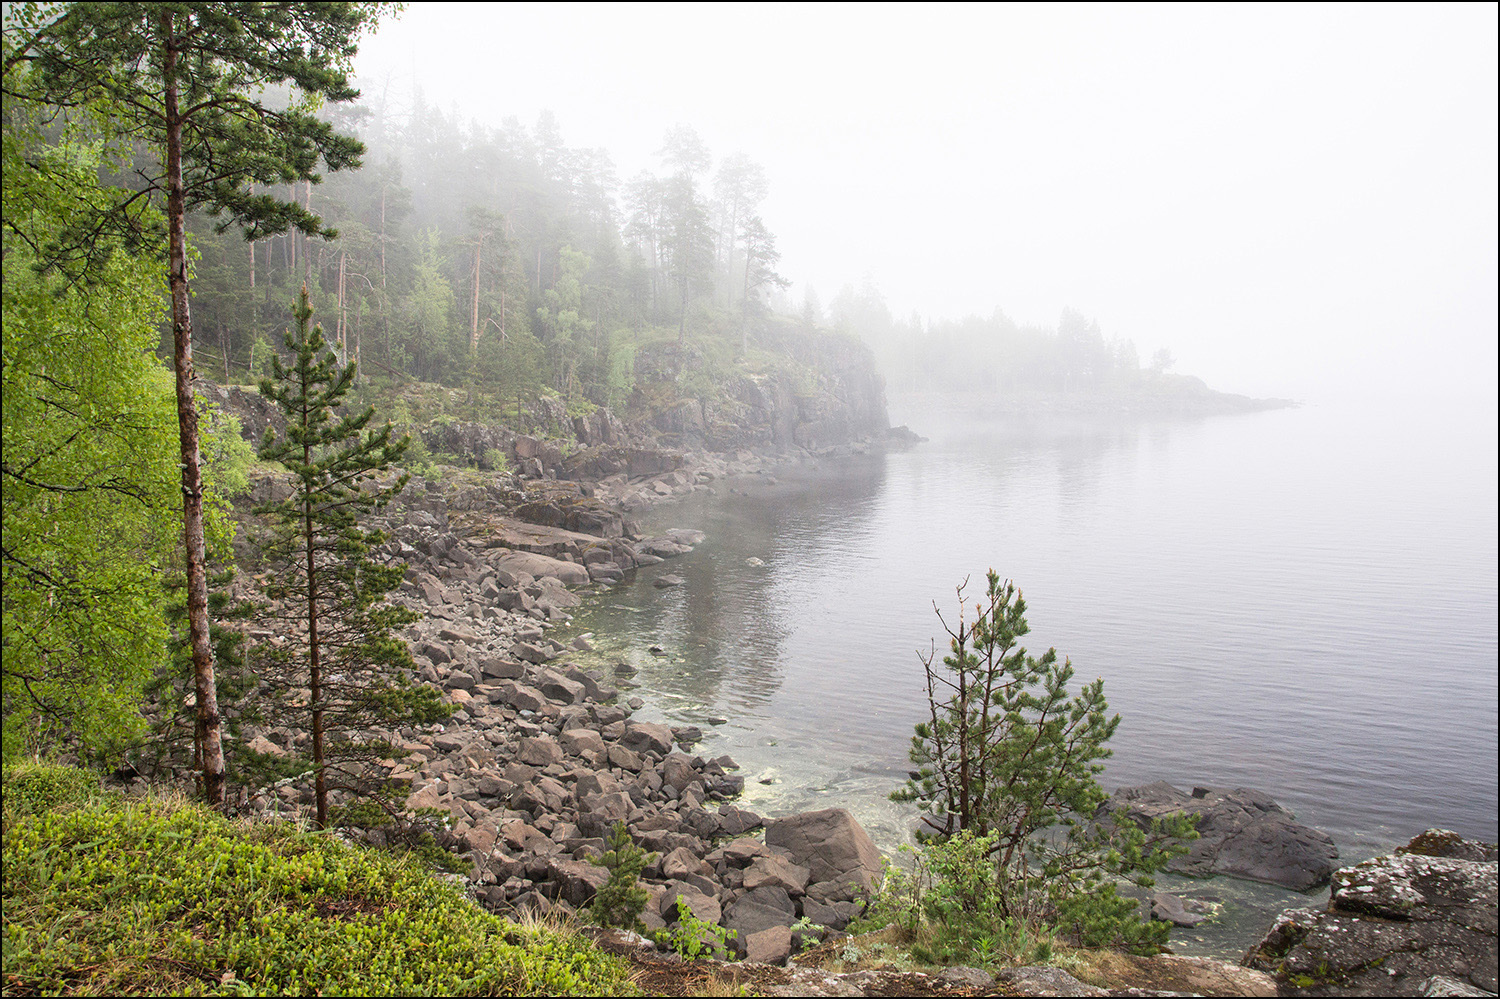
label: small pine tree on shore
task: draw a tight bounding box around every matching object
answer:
[588,822,657,933]
[255,287,448,827]
[892,571,1196,952]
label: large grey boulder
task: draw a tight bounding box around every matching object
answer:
[1244,829,1498,996]
[764,807,883,893]
[1101,781,1338,890]
[493,550,589,586]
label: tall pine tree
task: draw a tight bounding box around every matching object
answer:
[256,287,447,829]
[6,1,393,807]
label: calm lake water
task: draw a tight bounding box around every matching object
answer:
[566,393,1498,955]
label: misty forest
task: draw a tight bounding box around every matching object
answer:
[3,4,1496,998]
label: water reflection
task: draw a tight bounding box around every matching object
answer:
[573,454,891,720]
[568,398,1497,863]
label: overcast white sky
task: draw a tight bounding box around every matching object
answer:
[356,3,1497,401]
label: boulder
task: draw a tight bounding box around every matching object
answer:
[1245,830,1498,997]
[516,736,563,768]
[560,728,606,758]
[742,854,811,895]
[659,884,720,926]
[620,721,675,756]
[743,924,793,966]
[546,858,609,908]
[764,807,883,892]
[494,550,590,586]
[1150,892,1213,927]
[723,885,797,946]
[1101,781,1338,890]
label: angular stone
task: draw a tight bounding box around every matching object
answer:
[743,853,811,895]
[438,624,481,645]
[661,752,700,794]
[743,925,792,965]
[621,721,674,756]
[659,884,720,926]
[479,656,525,680]
[516,736,563,767]
[573,770,622,799]
[547,858,609,907]
[721,837,772,866]
[510,641,556,665]
[724,885,796,946]
[765,808,883,891]
[661,845,713,880]
[606,744,644,772]
[536,669,585,704]
[560,728,606,757]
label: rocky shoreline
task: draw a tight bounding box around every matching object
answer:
[222,409,919,966]
[200,384,1494,991]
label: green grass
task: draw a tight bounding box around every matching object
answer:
[2,778,636,996]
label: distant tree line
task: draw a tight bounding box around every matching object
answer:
[824,282,1178,398]
[181,95,789,408]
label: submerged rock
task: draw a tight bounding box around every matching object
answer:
[1101,781,1338,890]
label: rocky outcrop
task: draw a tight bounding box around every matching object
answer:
[1244,830,1499,996]
[627,323,891,452]
[1100,781,1339,890]
[194,379,286,443]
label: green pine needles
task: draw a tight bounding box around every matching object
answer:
[255,287,449,828]
[891,571,1196,953]
[587,821,656,934]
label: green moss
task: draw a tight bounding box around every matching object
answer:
[2,794,637,996]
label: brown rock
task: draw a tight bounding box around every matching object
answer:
[764,808,883,891]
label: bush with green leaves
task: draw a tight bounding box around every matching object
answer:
[891,572,1197,954]
[587,821,656,933]
[2,794,635,996]
[481,447,512,473]
[872,831,1058,968]
[656,898,736,960]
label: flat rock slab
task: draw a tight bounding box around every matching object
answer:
[483,515,602,552]
[1101,781,1338,890]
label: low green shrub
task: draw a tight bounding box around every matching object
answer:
[656,898,735,960]
[481,448,511,473]
[2,762,102,818]
[870,831,1069,969]
[2,795,635,996]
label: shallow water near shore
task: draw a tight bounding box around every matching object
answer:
[565,393,1498,958]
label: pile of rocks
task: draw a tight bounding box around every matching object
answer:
[232,472,889,967]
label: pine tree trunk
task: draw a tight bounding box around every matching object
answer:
[161,10,225,810]
[470,234,483,356]
[304,399,326,828]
